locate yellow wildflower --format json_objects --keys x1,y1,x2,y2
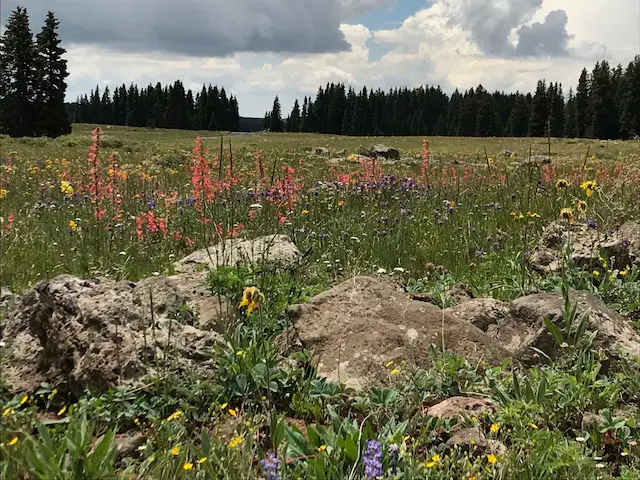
[
  {"x1": 317, "y1": 445, "x2": 327, "y2": 452},
  {"x1": 236, "y1": 350, "x2": 245, "y2": 357},
  {"x1": 559, "y1": 208, "x2": 574, "y2": 224},
  {"x1": 3, "y1": 408, "x2": 13, "y2": 417},
  {"x1": 555, "y1": 179, "x2": 569, "y2": 189},
  {"x1": 576, "y1": 200, "x2": 587, "y2": 213},
  {"x1": 8, "y1": 437, "x2": 18, "y2": 446},
  {"x1": 527, "y1": 211, "x2": 541, "y2": 218},
  {"x1": 20, "y1": 395, "x2": 28, "y2": 405},
  {"x1": 432, "y1": 454, "x2": 441, "y2": 463},
  {"x1": 228, "y1": 435, "x2": 243, "y2": 448},
  {"x1": 170, "y1": 445, "x2": 180, "y2": 456},
  {"x1": 490, "y1": 423, "x2": 500, "y2": 433},
  {"x1": 198, "y1": 457, "x2": 207, "y2": 464},
  {"x1": 60, "y1": 180, "x2": 74, "y2": 197},
  {"x1": 301, "y1": 209, "x2": 310, "y2": 215},
  {"x1": 620, "y1": 266, "x2": 630, "y2": 277},
  {"x1": 57, "y1": 406, "x2": 67, "y2": 416},
  {"x1": 580, "y1": 180, "x2": 597, "y2": 197},
  {"x1": 426, "y1": 461, "x2": 436, "y2": 468},
  {"x1": 183, "y1": 462, "x2": 193, "y2": 471},
  {"x1": 348, "y1": 154, "x2": 357, "y2": 162},
  {"x1": 593, "y1": 270, "x2": 601, "y2": 277},
  {"x1": 0, "y1": 188, "x2": 7, "y2": 199},
  {"x1": 487, "y1": 454, "x2": 497, "y2": 464},
  {"x1": 166, "y1": 410, "x2": 184, "y2": 422},
  {"x1": 68, "y1": 220, "x2": 80, "y2": 233},
  {"x1": 389, "y1": 368, "x2": 400, "y2": 375},
  {"x1": 239, "y1": 286, "x2": 265, "y2": 317},
  {"x1": 337, "y1": 200, "x2": 345, "y2": 207},
  {"x1": 228, "y1": 408, "x2": 238, "y2": 417},
  {"x1": 220, "y1": 403, "x2": 228, "y2": 410},
  {"x1": 530, "y1": 423, "x2": 538, "y2": 429}
]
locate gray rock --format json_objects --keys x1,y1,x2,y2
[
  {"x1": 427, "y1": 396, "x2": 499, "y2": 422},
  {"x1": 370, "y1": 144, "x2": 400, "y2": 160},
  {"x1": 311, "y1": 147, "x2": 329, "y2": 155},
  {"x1": 445, "y1": 298, "x2": 511, "y2": 331}
]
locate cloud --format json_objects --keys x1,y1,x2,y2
[
  {"x1": 515, "y1": 10, "x2": 571, "y2": 57},
  {"x1": 0, "y1": 0, "x2": 351, "y2": 56},
  {"x1": 339, "y1": 0, "x2": 396, "y2": 18},
  {"x1": 441, "y1": 0, "x2": 571, "y2": 57}
]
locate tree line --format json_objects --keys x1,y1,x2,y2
[
  {"x1": 68, "y1": 82, "x2": 241, "y2": 131},
  {"x1": 0, "y1": 7, "x2": 71, "y2": 138},
  {"x1": 266, "y1": 56, "x2": 640, "y2": 140}
]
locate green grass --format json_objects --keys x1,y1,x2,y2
[{"x1": 1, "y1": 124, "x2": 639, "y2": 479}]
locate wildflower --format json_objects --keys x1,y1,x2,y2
[
  {"x1": 68, "y1": 220, "x2": 80, "y2": 233},
  {"x1": 3, "y1": 408, "x2": 13, "y2": 417},
  {"x1": 490, "y1": 423, "x2": 500, "y2": 433},
  {"x1": 555, "y1": 179, "x2": 569, "y2": 189},
  {"x1": 228, "y1": 435, "x2": 243, "y2": 448},
  {"x1": 317, "y1": 445, "x2": 327, "y2": 452},
  {"x1": 593, "y1": 270, "x2": 601, "y2": 277},
  {"x1": 576, "y1": 200, "x2": 587, "y2": 213},
  {"x1": 170, "y1": 445, "x2": 180, "y2": 456},
  {"x1": 348, "y1": 153, "x2": 357, "y2": 162},
  {"x1": 587, "y1": 219, "x2": 597, "y2": 229},
  {"x1": 8, "y1": 437, "x2": 18, "y2": 446},
  {"x1": 527, "y1": 211, "x2": 541, "y2": 218},
  {"x1": 58, "y1": 406, "x2": 67, "y2": 416},
  {"x1": 0, "y1": 188, "x2": 7, "y2": 199},
  {"x1": 530, "y1": 423, "x2": 538, "y2": 429},
  {"x1": 166, "y1": 410, "x2": 184, "y2": 422},
  {"x1": 219, "y1": 403, "x2": 228, "y2": 410},
  {"x1": 249, "y1": 203, "x2": 263, "y2": 209},
  {"x1": 487, "y1": 454, "x2": 497, "y2": 464},
  {"x1": 239, "y1": 286, "x2": 265, "y2": 317},
  {"x1": 236, "y1": 350, "x2": 245, "y2": 357},
  {"x1": 301, "y1": 209, "x2": 310, "y2": 215},
  {"x1": 20, "y1": 395, "x2": 28, "y2": 405},
  {"x1": 198, "y1": 457, "x2": 207, "y2": 464},
  {"x1": 559, "y1": 208, "x2": 574, "y2": 224},
  {"x1": 576, "y1": 437, "x2": 586, "y2": 443},
  {"x1": 228, "y1": 408, "x2": 238, "y2": 417},
  {"x1": 620, "y1": 266, "x2": 630, "y2": 277},
  {"x1": 260, "y1": 451, "x2": 281, "y2": 480},
  {"x1": 363, "y1": 440, "x2": 383, "y2": 478},
  {"x1": 337, "y1": 200, "x2": 345, "y2": 207},
  {"x1": 60, "y1": 180, "x2": 74, "y2": 197},
  {"x1": 183, "y1": 462, "x2": 193, "y2": 471},
  {"x1": 432, "y1": 454, "x2": 441, "y2": 463},
  {"x1": 580, "y1": 180, "x2": 597, "y2": 197},
  {"x1": 390, "y1": 368, "x2": 400, "y2": 375}
]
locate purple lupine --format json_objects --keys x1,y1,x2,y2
[
  {"x1": 363, "y1": 440, "x2": 383, "y2": 479},
  {"x1": 147, "y1": 200, "x2": 155, "y2": 209},
  {"x1": 260, "y1": 452, "x2": 280, "y2": 480},
  {"x1": 587, "y1": 219, "x2": 597, "y2": 229}
]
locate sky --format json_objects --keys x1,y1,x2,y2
[{"x1": 1, "y1": 0, "x2": 639, "y2": 117}]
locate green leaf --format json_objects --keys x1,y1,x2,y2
[
  {"x1": 543, "y1": 317, "x2": 564, "y2": 345},
  {"x1": 345, "y1": 437, "x2": 358, "y2": 462}
]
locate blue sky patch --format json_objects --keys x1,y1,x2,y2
[{"x1": 351, "y1": 0, "x2": 431, "y2": 30}]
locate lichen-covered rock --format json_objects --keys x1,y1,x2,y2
[{"x1": 427, "y1": 396, "x2": 499, "y2": 422}]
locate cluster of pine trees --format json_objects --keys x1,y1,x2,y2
[
  {"x1": 68, "y1": 82, "x2": 241, "y2": 131},
  {"x1": 0, "y1": 8, "x2": 71, "y2": 138},
  {"x1": 268, "y1": 56, "x2": 640, "y2": 140}
]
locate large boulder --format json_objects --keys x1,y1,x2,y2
[
  {"x1": 288, "y1": 277, "x2": 512, "y2": 390},
  {"x1": 369, "y1": 144, "x2": 400, "y2": 160},
  {"x1": 0, "y1": 274, "x2": 225, "y2": 396},
  {"x1": 487, "y1": 291, "x2": 640, "y2": 365},
  {"x1": 530, "y1": 220, "x2": 639, "y2": 274},
  {"x1": 445, "y1": 298, "x2": 511, "y2": 332},
  {"x1": 427, "y1": 396, "x2": 498, "y2": 422},
  {"x1": 174, "y1": 234, "x2": 301, "y2": 275}
]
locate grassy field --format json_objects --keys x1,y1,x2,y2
[{"x1": 1, "y1": 124, "x2": 640, "y2": 479}]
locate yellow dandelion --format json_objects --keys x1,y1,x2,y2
[
  {"x1": 220, "y1": 402, "x2": 228, "y2": 410},
  {"x1": 555, "y1": 179, "x2": 569, "y2": 189},
  {"x1": 228, "y1": 435, "x2": 243, "y2": 448},
  {"x1": 170, "y1": 445, "x2": 180, "y2": 456},
  {"x1": 348, "y1": 154, "x2": 357, "y2": 162},
  {"x1": 490, "y1": 423, "x2": 500, "y2": 433},
  {"x1": 183, "y1": 462, "x2": 193, "y2": 471},
  {"x1": 198, "y1": 457, "x2": 208, "y2": 464},
  {"x1": 301, "y1": 209, "x2": 310, "y2": 215},
  {"x1": 239, "y1": 286, "x2": 265, "y2": 317},
  {"x1": 60, "y1": 180, "x2": 74, "y2": 197},
  {"x1": 426, "y1": 461, "x2": 436, "y2": 468},
  {"x1": 0, "y1": 188, "x2": 7, "y2": 199},
  {"x1": 487, "y1": 454, "x2": 497, "y2": 464},
  {"x1": 166, "y1": 410, "x2": 184, "y2": 422},
  {"x1": 432, "y1": 454, "x2": 441, "y2": 463},
  {"x1": 8, "y1": 437, "x2": 18, "y2": 446},
  {"x1": 228, "y1": 408, "x2": 238, "y2": 417},
  {"x1": 580, "y1": 180, "x2": 597, "y2": 197}
]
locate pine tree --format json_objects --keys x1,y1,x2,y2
[
  {"x1": 548, "y1": 83, "x2": 565, "y2": 138},
  {"x1": 287, "y1": 99, "x2": 301, "y2": 132},
  {"x1": 475, "y1": 91, "x2": 503, "y2": 137},
  {"x1": 575, "y1": 68, "x2": 590, "y2": 137},
  {"x1": 588, "y1": 61, "x2": 617, "y2": 139},
  {"x1": 506, "y1": 93, "x2": 529, "y2": 136},
  {"x1": 620, "y1": 56, "x2": 640, "y2": 137},
  {"x1": 34, "y1": 11, "x2": 71, "y2": 137},
  {"x1": 564, "y1": 88, "x2": 578, "y2": 138},
  {"x1": 269, "y1": 96, "x2": 283, "y2": 132},
  {"x1": 300, "y1": 97, "x2": 308, "y2": 132},
  {"x1": 0, "y1": 7, "x2": 38, "y2": 137},
  {"x1": 528, "y1": 80, "x2": 548, "y2": 137}
]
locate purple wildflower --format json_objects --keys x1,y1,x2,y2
[
  {"x1": 147, "y1": 200, "x2": 155, "y2": 209},
  {"x1": 363, "y1": 440, "x2": 383, "y2": 479},
  {"x1": 186, "y1": 197, "x2": 196, "y2": 207},
  {"x1": 586, "y1": 219, "x2": 597, "y2": 229},
  {"x1": 260, "y1": 452, "x2": 280, "y2": 480}
]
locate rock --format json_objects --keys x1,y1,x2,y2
[
  {"x1": 369, "y1": 144, "x2": 400, "y2": 160},
  {"x1": 1, "y1": 287, "x2": 19, "y2": 315},
  {"x1": 337, "y1": 149, "x2": 346, "y2": 155},
  {"x1": 488, "y1": 291, "x2": 640, "y2": 365},
  {"x1": 0, "y1": 274, "x2": 224, "y2": 396},
  {"x1": 311, "y1": 147, "x2": 329, "y2": 155},
  {"x1": 174, "y1": 234, "x2": 301, "y2": 275},
  {"x1": 90, "y1": 432, "x2": 146, "y2": 462},
  {"x1": 328, "y1": 157, "x2": 344, "y2": 165},
  {"x1": 288, "y1": 277, "x2": 512, "y2": 390},
  {"x1": 445, "y1": 298, "x2": 511, "y2": 332},
  {"x1": 520, "y1": 155, "x2": 551, "y2": 167},
  {"x1": 446, "y1": 427, "x2": 506, "y2": 456},
  {"x1": 529, "y1": 220, "x2": 639, "y2": 274},
  {"x1": 500, "y1": 150, "x2": 513, "y2": 157},
  {"x1": 427, "y1": 396, "x2": 498, "y2": 422}
]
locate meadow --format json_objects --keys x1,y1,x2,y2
[{"x1": 1, "y1": 124, "x2": 640, "y2": 479}]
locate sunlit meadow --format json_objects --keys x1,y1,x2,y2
[{"x1": 1, "y1": 125, "x2": 640, "y2": 479}]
